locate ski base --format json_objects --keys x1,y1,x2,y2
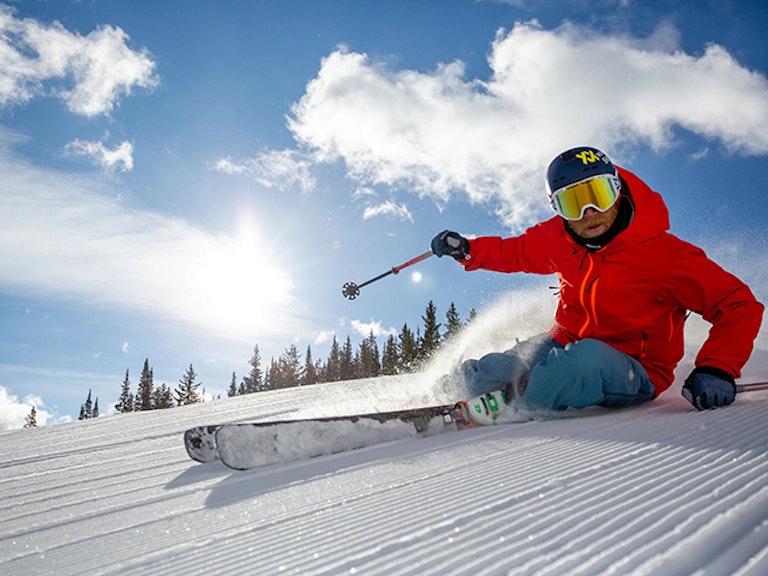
[
  {"x1": 182, "y1": 394, "x2": 526, "y2": 469},
  {"x1": 183, "y1": 395, "x2": 532, "y2": 470},
  {"x1": 212, "y1": 403, "x2": 469, "y2": 470}
]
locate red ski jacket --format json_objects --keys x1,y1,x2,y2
[{"x1": 462, "y1": 167, "x2": 764, "y2": 395}]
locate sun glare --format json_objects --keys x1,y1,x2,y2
[{"x1": 182, "y1": 216, "x2": 294, "y2": 341}]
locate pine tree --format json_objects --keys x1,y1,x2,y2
[
  {"x1": 444, "y1": 302, "x2": 463, "y2": 342},
  {"x1": 369, "y1": 332, "x2": 381, "y2": 376},
  {"x1": 136, "y1": 359, "x2": 154, "y2": 411},
  {"x1": 262, "y1": 360, "x2": 275, "y2": 391},
  {"x1": 358, "y1": 330, "x2": 381, "y2": 378},
  {"x1": 227, "y1": 372, "x2": 238, "y2": 397},
  {"x1": 24, "y1": 406, "x2": 37, "y2": 428},
  {"x1": 271, "y1": 358, "x2": 287, "y2": 390},
  {"x1": 242, "y1": 344, "x2": 263, "y2": 393},
  {"x1": 175, "y1": 364, "x2": 203, "y2": 406},
  {"x1": 271, "y1": 344, "x2": 301, "y2": 389},
  {"x1": 314, "y1": 358, "x2": 326, "y2": 383},
  {"x1": 340, "y1": 336, "x2": 354, "y2": 381},
  {"x1": 116, "y1": 369, "x2": 134, "y2": 413},
  {"x1": 84, "y1": 389, "x2": 93, "y2": 417},
  {"x1": 302, "y1": 346, "x2": 318, "y2": 385},
  {"x1": 79, "y1": 389, "x2": 94, "y2": 420},
  {"x1": 153, "y1": 383, "x2": 174, "y2": 409},
  {"x1": 419, "y1": 300, "x2": 441, "y2": 363},
  {"x1": 398, "y1": 323, "x2": 418, "y2": 372},
  {"x1": 354, "y1": 340, "x2": 366, "y2": 379},
  {"x1": 92, "y1": 397, "x2": 100, "y2": 418},
  {"x1": 352, "y1": 349, "x2": 363, "y2": 379},
  {"x1": 381, "y1": 334, "x2": 399, "y2": 375},
  {"x1": 325, "y1": 336, "x2": 341, "y2": 382}
]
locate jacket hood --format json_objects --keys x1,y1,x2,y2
[{"x1": 609, "y1": 166, "x2": 670, "y2": 249}]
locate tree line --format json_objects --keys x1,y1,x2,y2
[
  {"x1": 108, "y1": 360, "x2": 204, "y2": 414},
  {"x1": 229, "y1": 300, "x2": 475, "y2": 395},
  {"x1": 69, "y1": 299, "x2": 474, "y2": 418}
]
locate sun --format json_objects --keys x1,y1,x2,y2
[{"x1": 177, "y1": 215, "x2": 295, "y2": 341}]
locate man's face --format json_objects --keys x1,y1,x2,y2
[{"x1": 567, "y1": 201, "x2": 620, "y2": 239}]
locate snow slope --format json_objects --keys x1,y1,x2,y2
[{"x1": 2, "y1": 370, "x2": 767, "y2": 576}]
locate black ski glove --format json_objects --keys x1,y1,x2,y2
[
  {"x1": 682, "y1": 366, "x2": 736, "y2": 410},
  {"x1": 431, "y1": 230, "x2": 470, "y2": 261}
]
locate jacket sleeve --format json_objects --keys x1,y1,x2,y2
[
  {"x1": 663, "y1": 239, "x2": 764, "y2": 378},
  {"x1": 462, "y1": 221, "x2": 558, "y2": 275}
]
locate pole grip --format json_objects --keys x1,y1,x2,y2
[{"x1": 392, "y1": 250, "x2": 434, "y2": 274}]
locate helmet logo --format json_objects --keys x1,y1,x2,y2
[{"x1": 575, "y1": 150, "x2": 601, "y2": 165}]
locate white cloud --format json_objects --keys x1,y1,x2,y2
[
  {"x1": 350, "y1": 319, "x2": 397, "y2": 339},
  {"x1": 212, "y1": 148, "x2": 315, "y2": 193},
  {"x1": 63, "y1": 138, "x2": 134, "y2": 172},
  {"x1": 353, "y1": 186, "x2": 377, "y2": 199},
  {"x1": 689, "y1": 147, "x2": 709, "y2": 162},
  {"x1": 0, "y1": 385, "x2": 50, "y2": 430},
  {"x1": 314, "y1": 330, "x2": 335, "y2": 345},
  {"x1": 362, "y1": 200, "x2": 413, "y2": 223},
  {"x1": 0, "y1": 131, "x2": 300, "y2": 343},
  {"x1": 288, "y1": 21, "x2": 768, "y2": 230},
  {"x1": 0, "y1": 5, "x2": 158, "y2": 116}
]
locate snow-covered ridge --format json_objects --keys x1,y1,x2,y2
[{"x1": 1, "y1": 372, "x2": 767, "y2": 575}]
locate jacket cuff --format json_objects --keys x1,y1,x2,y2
[
  {"x1": 688, "y1": 366, "x2": 735, "y2": 386},
  {"x1": 461, "y1": 239, "x2": 479, "y2": 269}
]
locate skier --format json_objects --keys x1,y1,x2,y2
[{"x1": 432, "y1": 146, "x2": 763, "y2": 415}]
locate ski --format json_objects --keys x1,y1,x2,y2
[
  {"x1": 214, "y1": 403, "x2": 471, "y2": 471},
  {"x1": 183, "y1": 391, "x2": 513, "y2": 469},
  {"x1": 183, "y1": 405, "x2": 462, "y2": 465}
]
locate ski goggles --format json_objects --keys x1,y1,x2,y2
[{"x1": 550, "y1": 174, "x2": 621, "y2": 220}]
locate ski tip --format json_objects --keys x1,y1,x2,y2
[{"x1": 184, "y1": 426, "x2": 220, "y2": 464}]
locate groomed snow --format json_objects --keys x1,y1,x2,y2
[{"x1": 2, "y1": 369, "x2": 767, "y2": 576}]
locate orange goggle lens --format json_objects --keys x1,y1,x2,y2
[{"x1": 551, "y1": 175, "x2": 621, "y2": 220}]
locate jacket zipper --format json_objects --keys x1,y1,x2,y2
[{"x1": 577, "y1": 252, "x2": 600, "y2": 338}]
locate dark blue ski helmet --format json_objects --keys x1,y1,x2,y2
[{"x1": 546, "y1": 146, "x2": 620, "y2": 199}]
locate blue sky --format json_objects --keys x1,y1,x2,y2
[{"x1": 2, "y1": 0, "x2": 768, "y2": 428}]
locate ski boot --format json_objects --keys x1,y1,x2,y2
[
  {"x1": 443, "y1": 390, "x2": 509, "y2": 429},
  {"x1": 465, "y1": 390, "x2": 509, "y2": 426}
]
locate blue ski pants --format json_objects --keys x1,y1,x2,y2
[{"x1": 449, "y1": 333, "x2": 655, "y2": 411}]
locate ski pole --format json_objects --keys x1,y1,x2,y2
[
  {"x1": 342, "y1": 250, "x2": 434, "y2": 300},
  {"x1": 736, "y1": 381, "x2": 768, "y2": 393}
]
